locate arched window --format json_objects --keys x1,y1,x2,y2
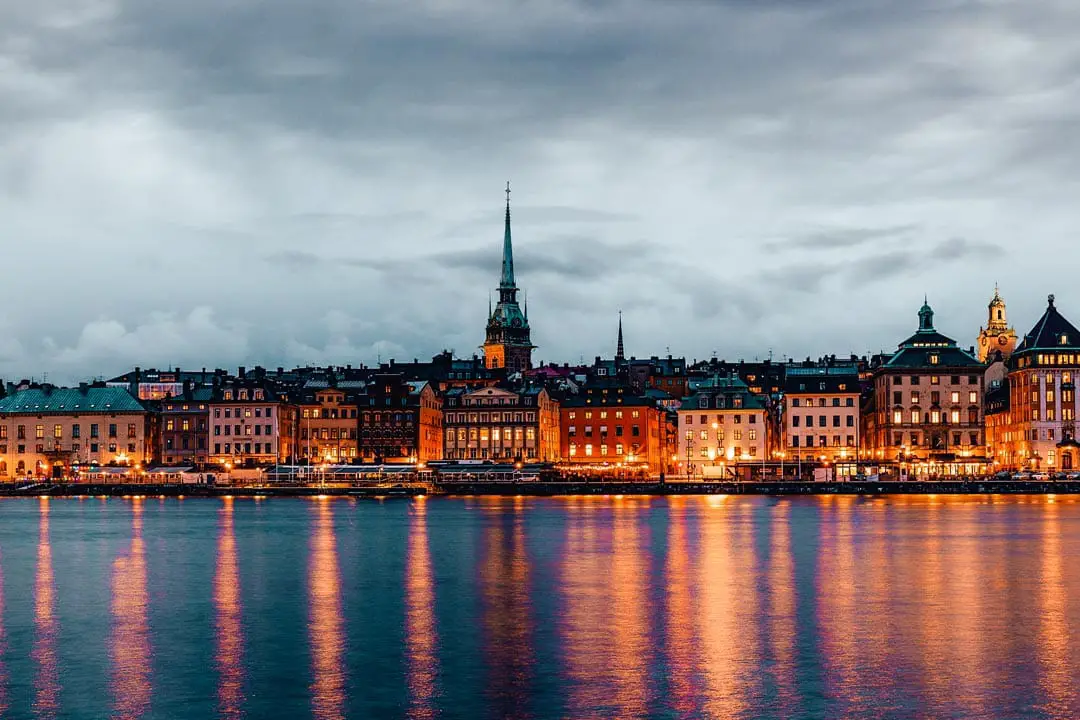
[{"x1": 997, "y1": 310, "x2": 1002, "y2": 320}]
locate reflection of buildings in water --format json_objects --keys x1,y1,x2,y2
[
  {"x1": 560, "y1": 499, "x2": 612, "y2": 715},
  {"x1": 33, "y1": 498, "x2": 60, "y2": 717},
  {"x1": 0, "y1": 548, "x2": 7, "y2": 716},
  {"x1": 816, "y1": 498, "x2": 868, "y2": 715},
  {"x1": 610, "y1": 499, "x2": 650, "y2": 717},
  {"x1": 214, "y1": 497, "x2": 245, "y2": 718},
  {"x1": 110, "y1": 500, "x2": 152, "y2": 720},
  {"x1": 1036, "y1": 501, "x2": 1078, "y2": 714},
  {"x1": 309, "y1": 500, "x2": 346, "y2": 719},
  {"x1": 664, "y1": 498, "x2": 700, "y2": 715},
  {"x1": 405, "y1": 499, "x2": 440, "y2": 718},
  {"x1": 767, "y1": 502, "x2": 796, "y2": 711},
  {"x1": 478, "y1": 498, "x2": 533, "y2": 714},
  {"x1": 699, "y1": 497, "x2": 755, "y2": 718}
]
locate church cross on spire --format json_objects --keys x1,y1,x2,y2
[{"x1": 500, "y1": 181, "x2": 516, "y2": 290}]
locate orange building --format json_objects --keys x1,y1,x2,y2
[
  {"x1": 298, "y1": 388, "x2": 359, "y2": 463},
  {"x1": 559, "y1": 384, "x2": 672, "y2": 475}
]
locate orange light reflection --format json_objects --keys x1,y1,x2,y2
[
  {"x1": 405, "y1": 500, "x2": 439, "y2": 718},
  {"x1": 214, "y1": 497, "x2": 245, "y2": 718},
  {"x1": 309, "y1": 500, "x2": 346, "y2": 719},
  {"x1": 109, "y1": 499, "x2": 152, "y2": 719},
  {"x1": 33, "y1": 497, "x2": 60, "y2": 716}
]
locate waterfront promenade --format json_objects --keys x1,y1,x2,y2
[{"x1": 6, "y1": 479, "x2": 1080, "y2": 497}]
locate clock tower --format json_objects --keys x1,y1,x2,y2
[{"x1": 976, "y1": 285, "x2": 1017, "y2": 362}]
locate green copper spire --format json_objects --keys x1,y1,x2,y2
[{"x1": 500, "y1": 181, "x2": 516, "y2": 289}]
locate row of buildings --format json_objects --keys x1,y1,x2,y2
[{"x1": 1, "y1": 190, "x2": 1077, "y2": 479}]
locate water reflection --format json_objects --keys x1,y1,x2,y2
[
  {"x1": 767, "y1": 502, "x2": 796, "y2": 711},
  {"x1": 1037, "y1": 501, "x2": 1077, "y2": 715},
  {"x1": 33, "y1": 497, "x2": 60, "y2": 717},
  {"x1": 308, "y1": 500, "x2": 345, "y2": 719},
  {"x1": 214, "y1": 497, "x2": 245, "y2": 718},
  {"x1": 405, "y1": 499, "x2": 439, "y2": 718},
  {"x1": 0, "y1": 547, "x2": 7, "y2": 716},
  {"x1": 610, "y1": 499, "x2": 650, "y2": 716},
  {"x1": 699, "y1": 497, "x2": 755, "y2": 717},
  {"x1": 109, "y1": 499, "x2": 152, "y2": 719},
  {"x1": 664, "y1": 498, "x2": 700, "y2": 716},
  {"x1": 478, "y1": 497, "x2": 533, "y2": 715}
]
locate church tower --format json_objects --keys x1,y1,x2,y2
[
  {"x1": 976, "y1": 285, "x2": 1017, "y2": 362},
  {"x1": 483, "y1": 184, "x2": 535, "y2": 373}
]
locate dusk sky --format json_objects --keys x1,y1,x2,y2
[{"x1": 3, "y1": 0, "x2": 1079, "y2": 383}]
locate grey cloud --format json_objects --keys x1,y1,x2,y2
[{"x1": 3, "y1": 0, "x2": 1080, "y2": 380}]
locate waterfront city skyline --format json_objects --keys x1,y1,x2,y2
[{"x1": 4, "y1": 1, "x2": 1080, "y2": 382}]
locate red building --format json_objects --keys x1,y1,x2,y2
[{"x1": 558, "y1": 383, "x2": 673, "y2": 476}]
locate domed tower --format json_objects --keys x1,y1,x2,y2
[
  {"x1": 483, "y1": 183, "x2": 535, "y2": 373},
  {"x1": 977, "y1": 284, "x2": 1017, "y2": 362}
]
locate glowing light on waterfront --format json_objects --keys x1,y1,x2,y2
[
  {"x1": 33, "y1": 497, "x2": 60, "y2": 716},
  {"x1": 214, "y1": 497, "x2": 245, "y2": 718},
  {"x1": 610, "y1": 499, "x2": 649, "y2": 716},
  {"x1": 109, "y1": 499, "x2": 151, "y2": 719},
  {"x1": 405, "y1": 500, "x2": 439, "y2": 717},
  {"x1": 308, "y1": 500, "x2": 345, "y2": 718}
]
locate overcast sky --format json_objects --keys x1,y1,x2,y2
[{"x1": 3, "y1": 0, "x2": 1079, "y2": 383}]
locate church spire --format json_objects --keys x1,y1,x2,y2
[
  {"x1": 500, "y1": 181, "x2": 516, "y2": 289},
  {"x1": 616, "y1": 311, "x2": 625, "y2": 362}
]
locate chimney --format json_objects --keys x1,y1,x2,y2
[
  {"x1": 238, "y1": 366, "x2": 246, "y2": 379},
  {"x1": 79, "y1": 382, "x2": 89, "y2": 395},
  {"x1": 130, "y1": 366, "x2": 141, "y2": 397}
]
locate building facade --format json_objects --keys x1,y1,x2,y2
[
  {"x1": 298, "y1": 388, "x2": 359, "y2": 463},
  {"x1": 357, "y1": 376, "x2": 443, "y2": 463},
  {"x1": 991, "y1": 295, "x2": 1080, "y2": 471},
  {"x1": 559, "y1": 383, "x2": 672, "y2": 474},
  {"x1": 443, "y1": 385, "x2": 559, "y2": 462},
  {"x1": 865, "y1": 300, "x2": 987, "y2": 475},
  {"x1": 976, "y1": 286, "x2": 1018, "y2": 362},
  {"x1": 677, "y1": 375, "x2": 768, "y2": 478},
  {"x1": 0, "y1": 385, "x2": 151, "y2": 479},
  {"x1": 483, "y1": 187, "x2": 535, "y2": 373},
  {"x1": 782, "y1": 364, "x2": 861, "y2": 466},
  {"x1": 208, "y1": 378, "x2": 298, "y2": 467},
  {"x1": 160, "y1": 387, "x2": 212, "y2": 466}
]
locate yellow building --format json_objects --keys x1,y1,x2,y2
[{"x1": 0, "y1": 385, "x2": 152, "y2": 479}]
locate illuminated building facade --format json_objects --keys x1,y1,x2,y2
[
  {"x1": 442, "y1": 385, "x2": 559, "y2": 462},
  {"x1": 990, "y1": 294, "x2": 1080, "y2": 471},
  {"x1": 160, "y1": 387, "x2": 211, "y2": 466},
  {"x1": 208, "y1": 376, "x2": 298, "y2": 467},
  {"x1": 357, "y1": 376, "x2": 443, "y2": 463},
  {"x1": 677, "y1": 374, "x2": 768, "y2": 478},
  {"x1": 866, "y1": 300, "x2": 987, "y2": 474},
  {"x1": 782, "y1": 364, "x2": 861, "y2": 466},
  {"x1": 559, "y1": 383, "x2": 672, "y2": 473},
  {"x1": 299, "y1": 388, "x2": 359, "y2": 463},
  {"x1": 0, "y1": 385, "x2": 152, "y2": 479}
]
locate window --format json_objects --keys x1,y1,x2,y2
[
  {"x1": 748, "y1": 430, "x2": 757, "y2": 441},
  {"x1": 109, "y1": 424, "x2": 117, "y2": 438},
  {"x1": 911, "y1": 376, "x2": 920, "y2": 385},
  {"x1": 911, "y1": 392, "x2": 920, "y2": 404},
  {"x1": 793, "y1": 416, "x2": 801, "y2": 427},
  {"x1": 951, "y1": 410, "x2": 960, "y2": 424},
  {"x1": 128, "y1": 423, "x2": 136, "y2": 438},
  {"x1": 685, "y1": 430, "x2": 693, "y2": 440},
  {"x1": 893, "y1": 410, "x2": 903, "y2": 424},
  {"x1": 585, "y1": 444, "x2": 593, "y2": 456},
  {"x1": 53, "y1": 425, "x2": 62, "y2": 439},
  {"x1": 699, "y1": 430, "x2": 708, "y2": 440},
  {"x1": 600, "y1": 444, "x2": 608, "y2": 456},
  {"x1": 569, "y1": 443, "x2": 577, "y2": 456},
  {"x1": 911, "y1": 410, "x2": 920, "y2": 424},
  {"x1": 832, "y1": 416, "x2": 840, "y2": 427},
  {"x1": 35, "y1": 425, "x2": 44, "y2": 439},
  {"x1": 72, "y1": 425, "x2": 80, "y2": 438},
  {"x1": 930, "y1": 354, "x2": 939, "y2": 365},
  {"x1": 792, "y1": 436, "x2": 800, "y2": 447},
  {"x1": 951, "y1": 392, "x2": 960, "y2": 403},
  {"x1": 793, "y1": 398, "x2": 800, "y2": 407}
]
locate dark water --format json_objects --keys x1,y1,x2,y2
[{"x1": 1, "y1": 495, "x2": 1080, "y2": 719}]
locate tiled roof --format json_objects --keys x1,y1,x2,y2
[
  {"x1": 0, "y1": 387, "x2": 145, "y2": 414},
  {"x1": 1015, "y1": 295, "x2": 1080, "y2": 353}
]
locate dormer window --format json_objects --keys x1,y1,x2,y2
[
  {"x1": 1062, "y1": 334, "x2": 1069, "y2": 345},
  {"x1": 223, "y1": 391, "x2": 232, "y2": 400},
  {"x1": 929, "y1": 353, "x2": 940, "y2": 365},
  {"x1": 698, "y1": 397, "x2": 708, "y2": 409}
]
